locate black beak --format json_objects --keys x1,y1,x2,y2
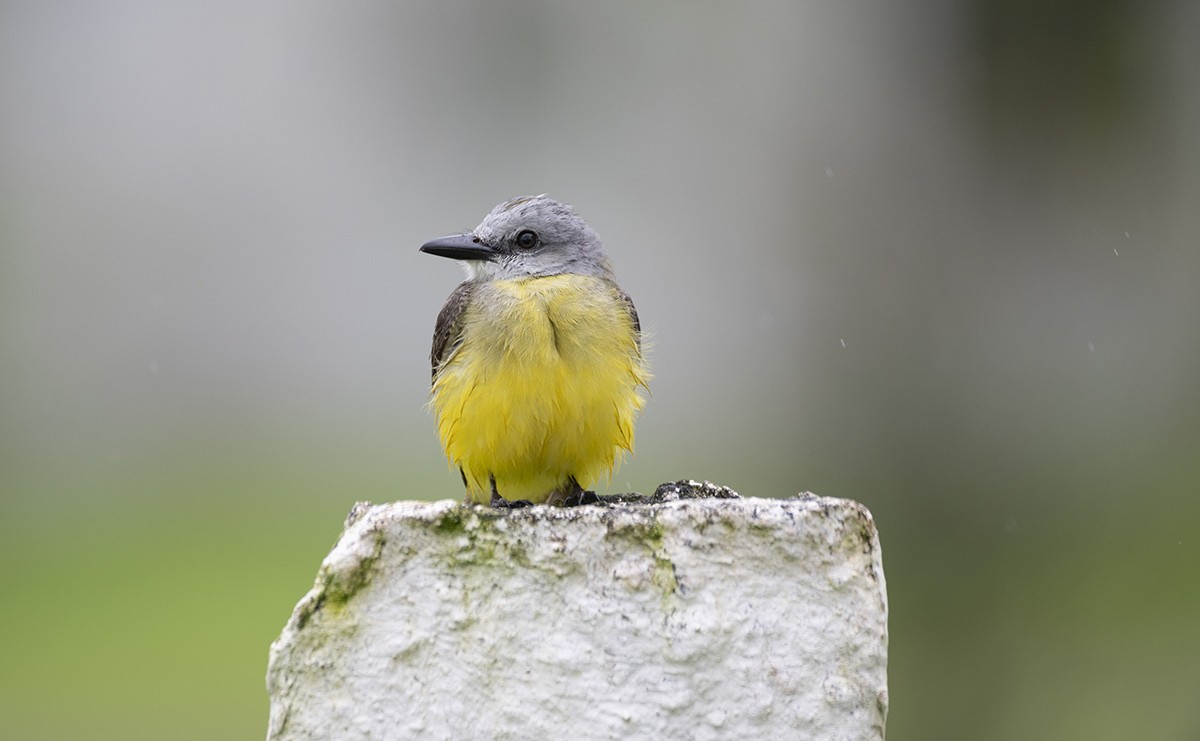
[{"x1": 419, "y1": 233, "x2": 497, "y2": 261}]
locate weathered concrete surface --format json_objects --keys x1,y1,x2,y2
[{"x1": 266, "y1": 487, "x2": 888, "y2": 740}]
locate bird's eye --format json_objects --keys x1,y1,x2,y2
[{"x1": 515, "y1": 229, "x2": 539, "y2": 249}]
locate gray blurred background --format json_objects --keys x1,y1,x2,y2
[{"x1": 2, "y1": 2, "x2": 1198, "y2": 739}]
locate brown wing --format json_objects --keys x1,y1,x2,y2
[
  {"x1": 616, "y1": 286, "x2": 642, "y2": 353},
  {"x1": 430, "y1": 282, "x2": 477, "y2": 381}
]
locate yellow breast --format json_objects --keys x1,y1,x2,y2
[{"x1": 430, "y1": 274, "x2": 648, "y2": 504}]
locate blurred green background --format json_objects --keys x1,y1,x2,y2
[{"x1": 2, "y1": 2, "x2": 1197, "y2": 739}]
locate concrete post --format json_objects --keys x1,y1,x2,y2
[{"x1": 266, "y1": 483, "x2": 888, "y2": 740}]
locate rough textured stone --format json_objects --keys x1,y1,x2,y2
[{"x1": 266, "y1": 487, "x2": 888, "y2": 740}]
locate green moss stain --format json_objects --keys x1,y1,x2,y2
[
  {"x1": 322, "y1": 554, "x2": 377, "y2": 609},
  {"x1": 613, "y1": 519, "x2": 681, "y2": 610},
  {"x1": 650, "y1": 553, "x2": 680, "y2": 610},
  {"x1": 432, "y1": 507, "x2": 470, "y2": 537},
  {"x1": 423, "y1": 508, "x2": 547, "y2": 587},
  {"x1": 297, "y1": 527, "x2": 386, "y2": 628}
]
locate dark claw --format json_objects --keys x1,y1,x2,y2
[
  {"x1": 558, "y1": 476, "x2": 598, "y2": 508},
  {"x1": 490, "y1": 486, "x2": 533, "y2": 510},
  {"x1": 562, "y1": 488, "x2": 599, "y2": 507}
]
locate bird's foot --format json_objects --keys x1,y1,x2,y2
[
  {"x1": 490, "y1": 490, "x2": 534, "y2": 509},
  {"x1": 562, "y1": 489, "x2": 599, "y2": 507},
  {"x1": 558, "y1": 477, "x2": 599, "y2": 507},
  {"x1": 489, "y1": 476, "x2": 533, "y2": 509}
]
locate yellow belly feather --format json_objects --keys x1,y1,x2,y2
[{"x1": 430, "y1": 274, "x2": 648, "y2": 503}]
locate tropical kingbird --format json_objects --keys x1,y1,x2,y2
[{"x1": 420, "y1": 196, "x2": 649, "y2": 508}]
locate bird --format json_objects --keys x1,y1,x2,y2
[{"x1": 420, "y1": 195, "x2": 649, "y2": 508}]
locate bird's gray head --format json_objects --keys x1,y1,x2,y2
[{"x1": 420, "y1": 195, "x2": 613, "y2": 281}]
